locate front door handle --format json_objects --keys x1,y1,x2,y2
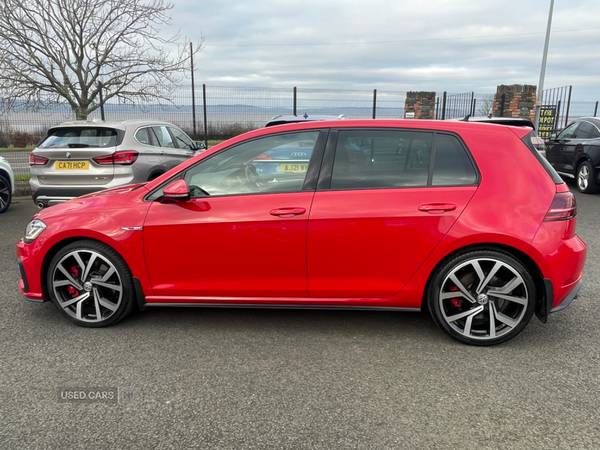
[
  {"x1": 418, "y1": 203, "x2": 457, "y2": 213},
  {"x1": 270, "y1": 207, "x2": 307, "y2": 217}
]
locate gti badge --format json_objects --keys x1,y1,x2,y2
[{"x1": 65, "y1": 152, "x2": 71, "y2": 158}]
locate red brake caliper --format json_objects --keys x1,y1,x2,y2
[
  {"x1": 449, "y1": 285, "x2": 463, "y2": 308},
  {"x1": 67, "y1": 265, "x2": 81, "y2": 298}
]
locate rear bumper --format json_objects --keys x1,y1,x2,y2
[
  {"x1": 550, "y1": 278, "x2": 582, "y2": 313},
  {"x1": 31, "y1": 187, "x2": 105, "y2": 207}
]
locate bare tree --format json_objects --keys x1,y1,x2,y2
[
  {"x1": 477, "y1": 95, "x2": 495, "y2": 117},
  {"x1": 0, "y1": 0, "x2": 202, "y2": 120}
]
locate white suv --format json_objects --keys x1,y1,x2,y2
[
  {"x1": 29, "y1": 119, "x2": 202, "y2": 208},
  {"x1": 0, "y1": 156, "x2": 15, "y2": 213}
]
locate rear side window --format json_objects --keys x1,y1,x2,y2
[
  {"x1": 330, "y1": 130, "x2": 477, "y2": 190},
  {"x1": 39, "y1": 127, "x2": 119, "y2": 149},
  {"x1": 521, "y1": 131, "x2": 563, "y2": 184},
  {"x1": 432, "y1": 134, "x2": 478, "y2": 186},
  {"x1": 135, "y1": 127, "x2": 159, "y2": 146},
  {"x1": 576, "y1": 121, "x2": 600, "y2": 139}
]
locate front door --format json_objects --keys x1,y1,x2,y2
[{"x1": 143, "y1": 130, "x2": 326, "y2": 299}]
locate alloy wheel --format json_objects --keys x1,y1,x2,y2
[
  {"x1": 437, "y1": 257, "x2": 530, "y2": 342},
  {"x1": 0, "y1": 175, "x2": 10, "y2": 213},
  {"x1": 578, "y1": 164, "x2": 590, "y2": 191},
  {"x1": 51, "y1": 249, "x2": 123, "y2": 323}
]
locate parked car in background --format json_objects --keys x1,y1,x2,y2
[
  {"x1": 17, "y1": 120, "x2": 586, "y2": 346},
  {"x1": 545, "y1": 117, "x2": 600, "y2": 194},
  {"x1": 265, "y1": 114, "x2": 347, "y2": 127},
  {"x1": 452, "y1": 115, "x2": 547, "y2": 157},
  {"x1": 0, "y1": 156, "x2": 15, "y2": 213},
  {"x1": 29, "y1": 119, "x2": 201, "y2": 208}
]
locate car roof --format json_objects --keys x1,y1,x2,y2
[{"x1": 50, "y1": 119, "x2": 178, "y2": 132}]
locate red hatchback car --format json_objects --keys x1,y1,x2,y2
[{"x1": 16, "y1": 120, "x2": 586, "y2": 345}]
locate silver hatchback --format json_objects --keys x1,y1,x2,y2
[{"x1": 29, "y1": 119, "x2": 202, "y2": 208}]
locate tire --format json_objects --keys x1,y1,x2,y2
[
  {"x1": 427, "y1": 250, "x2": 536, "y2": 346},
  {"x1": 46, "y1": 240, "x2": 135, "y2": 327},
  {"x1": 576, "y1": 160, "x2": 600, "y2": 194},
  {"x1": 0, "y1": 174, "x2": 11, "y2": 214}
]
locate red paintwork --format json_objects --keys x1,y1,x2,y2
[{"x1": 16, "y1": 120, "x2": 586, "y2": 313}]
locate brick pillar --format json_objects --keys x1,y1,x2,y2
[
  {"x1": 404, "y1": 91, "x2": 436, "y2": 119},
  {"x1": 492, "y1": 85, "x2": 536, "y2": 120}
]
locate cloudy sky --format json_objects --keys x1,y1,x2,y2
[{"x1": 166, "y1": 0, "x2": 599, "y2": 102}]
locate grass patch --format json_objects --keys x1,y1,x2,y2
[
  {"x1": 0, "y1": 146, "x2": 35, "y2": 152},
  {"x1": 15, "y1": 174, "x2": 31, "y2": 182}
]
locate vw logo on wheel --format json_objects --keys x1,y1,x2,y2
[{"x1": 291, "y1": 152, "x2": 307, "y2": 158}]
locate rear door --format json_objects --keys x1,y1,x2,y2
[
  {"x1": 152, "y1": 126, "x2": 193, "y2": 170},
  {"x1": 307, "y1": 129, "x2": 478, "y2": 299}
]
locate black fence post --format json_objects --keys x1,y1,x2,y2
[
  {"x1": 471, "y1": 98, "x2": 477, "y2": 116},
  {"x1": 98, "y1": 81, "x2": 105, "y2": 120},
  {"x1": 190, "y1": 43, "x2": 197, "y2": 138},
  {"x1": 202, "y1": 84, "x2": 208, "y2": 148},
  {"x1": 565, "y1": 85, "x2": 572, "y2": 126},
  {"x1": 441, "y1": 92, "x2": 447, "y2": 120},
  {"x1": 372, "y1": 89, "x2": 377, "y2": 119},
  {"x1": 556, "y1": 100, "x2": 562, "y2": 129},
  {"x1": 293, "y1": 87, "x2": 297, "y2": 116},
  {"x1": 595, "y1": 101, "x2": 598, "y2": 117}
]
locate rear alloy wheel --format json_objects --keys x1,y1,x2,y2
[
  {"x1": 576, "y1": 161, "x2": 600, "y2": 194},
  {"x1": 428, "y1": 250, "x2": 535, "y2": 345},
  {"x1": 0, "y1": 174, "x2": 11, "y2": 213},
  {"x1": 47, "y1": 240, "x2": 135, "y2": 327}
]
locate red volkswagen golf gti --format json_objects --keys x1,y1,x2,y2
[{"x1": 16, "y1": 120, "x2": 586, "y2": 345}]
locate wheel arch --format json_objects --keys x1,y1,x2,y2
[
  {"x1": 422, "y1": 242, "x2": 547, "y2": 320},
  {"x1": 40, "y1": 236, "x2": 134, "y2": 303}
]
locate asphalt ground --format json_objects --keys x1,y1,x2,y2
[{"x1": 0, "y1": 184, "x2": 598, "y2": 450}]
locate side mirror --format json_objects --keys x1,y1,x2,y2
[
  {"x1": 195, "y1": 141, "x2": 207, "y2": 151},
  {"x1": 160, "y1": 179, "x2": 190, "y2": 203},
  {"x1": 550, "y1": 132, "x2": 557, "y2": 140}
]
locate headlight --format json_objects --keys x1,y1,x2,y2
[{"x1": 24, "y1": 219, "x2": 47, "y2": 243}]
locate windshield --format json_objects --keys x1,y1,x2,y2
[{"x1": 39, "y1": 127, "x2": 119, "y2": 149}]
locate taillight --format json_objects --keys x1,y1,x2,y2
[
  {"x1": 530, "y1": 135, "x2": 547, "y2": 158},
  {"x1": 29, "y1": 153, "x2": 49, "y2": 165},
  {"x1": 544, "y1": 191, "x2": 577, "y2": 221},
  {"x1": 251, "y1": 153, "x2": 273, "y2": 161},
  {"x1": 93, "y1": 151, "x2": 138, "y2": 166}
]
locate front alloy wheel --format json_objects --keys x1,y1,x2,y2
[
  {"x1": 428, "y1": 250, "x2": 535, "y2": 345},
  {"x1": 47, "y1": 240, "x2": 134, "y2": 327}
]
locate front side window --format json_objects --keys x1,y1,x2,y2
[
  {"x1": 39, "y1": 127, "x2": 118, "y2": 148},
  {"x1": 330, "y1": 129, "x2": 476, "y2": 190},
  {"x1": 183, "y1": 131, "x2": 320, "y2": 197},
  {"x1": 558, "y1": 122, "x2": 579, "y2": 140},
  {"x1": 169, "y1": 127, "x2": 195, "y2": 150}
]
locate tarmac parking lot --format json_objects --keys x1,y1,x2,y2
[{"x1": 0, "y1": 184, "x2": 598, "y2": 450}]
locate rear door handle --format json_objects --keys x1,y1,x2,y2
[
  {"x1": 270, "y1": 207, "x2": 307, "y2": 217},
  {"x1": 418, "y1": 203, "x2": 457, "y2": 213}
]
